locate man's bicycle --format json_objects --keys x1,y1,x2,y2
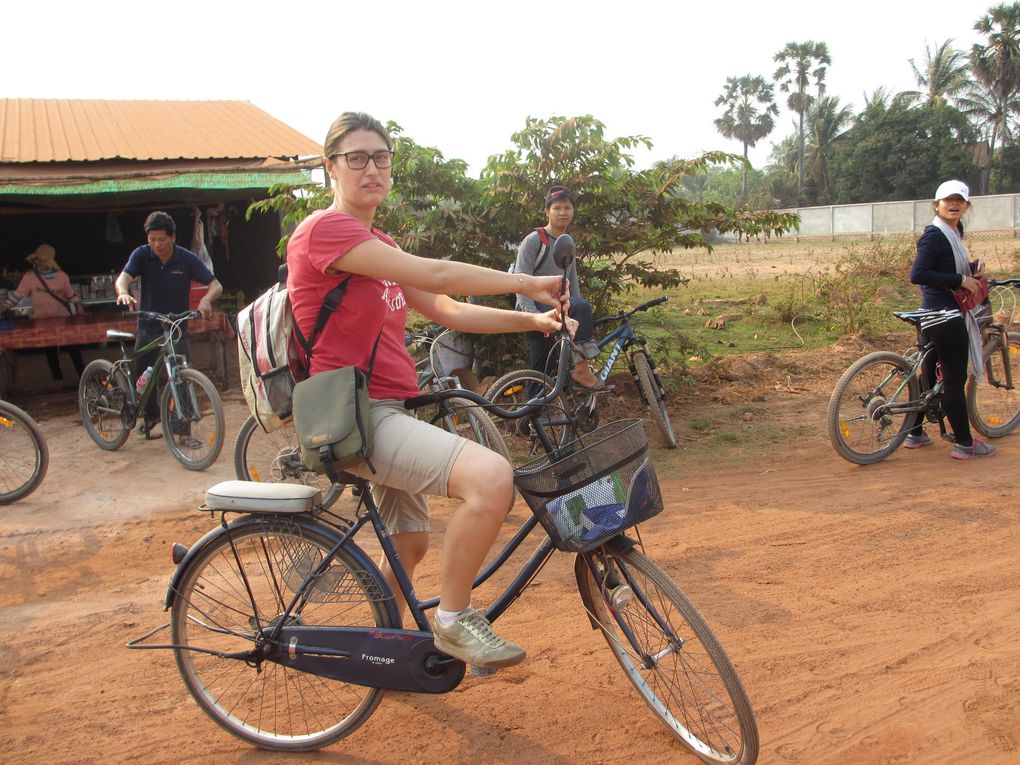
[
  {"x1": 232, "y1": 325, "x2": 509, "y2": 507},
  {"x1": 130, "y1": 236, "x2": 758, "y2": 765},
  {"x1": 827, "y1": 278, "x2": 1020, "y2": 464},
  {"x1": 78, "y1": 310, "x2": 225, "y2": 471},
  {"x1": 0, "y1": 399, "x2": 48, "y2": 504},
  {"x1": 485, "y1": 295, "x2": 679, "y2": 456}
]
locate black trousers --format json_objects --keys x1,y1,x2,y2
[
  {"x1": 526, "y1": 296, "x2": 596, "y2": 378},
  {"x1": 45, "y1": 346, "x2": 85, "y2": 381},
  {"x1": 134, "y1": 326, "x2": 189, "y2": 423},
  {"x1": 912, "y1": 316, "x2": 973, "y2": 445}
]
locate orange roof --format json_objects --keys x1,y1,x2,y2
[{"x1": 0, "y1": 99, "x2": 322, "y2": 163}]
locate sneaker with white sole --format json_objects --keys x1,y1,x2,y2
[
  {"x1": 432, "y1": 608, "x2": 526, "y2": 669},
  {"x1": 951, "y1": 439, "x2": 997, "y2": 460},
  {"x1": 903, "y1": 432, "x2": 933, "y2": 449}
]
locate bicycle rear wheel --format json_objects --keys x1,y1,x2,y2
[
  {"x1": 171, "y1": 518, "x2": 395, "y2": 751},
  {"x1": 161, "y1": 368, "x2": 224, "y2": 470},
  {"x1": 632, "y1": 351, "x2": 678, "y2": 448},
  {"x1": 826, "y1": 351, "x2": 919, "y2": 464},
  {"x1": 234, "y1": 414, "x2": 344, "y2": 509},
  {"x1": 968, "y1": 336, "x2": 1020, "y2": 438},
  {"x1": 575, "y1": 547, "x2": 758, "y2": 765},
  {"x1": 483, "y1": 369, "x2": 571, "y2": 462},
  {"x1": 428, "y1": 396, "x2": 511, "y2": 462},
  {"x1": 0, "y1": 401, "x2": 48, "y2": 504},
  {"x1": 78, "y1": 359, "x2": 132, "y2": 450}
]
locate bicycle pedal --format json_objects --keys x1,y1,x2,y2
[{"x1": 470, "y1": 665, "x2": 498, "y2": 677}]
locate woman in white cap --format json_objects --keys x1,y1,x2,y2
[
  {"x1": 906, "y1": 180, "x2": 995, "y2": 460},
  {"x1": 14, "y1": 244, "x2": 85, "y2": 382}
]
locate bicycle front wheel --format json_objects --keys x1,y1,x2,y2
[
  {"x1": 826, "y1": 351, "x2": 919, "y2": 464},
  {"x1": 78, "y1": 359, "x2": 132, "y2": 450},
  {"x1": 171, "y1": 518, "x2": 395, "y2": 751},
  {"x1": 632, "y1": 351, "x2": 678, "y2": 448},
  {"x1": 234, "y1": 414, "x2": 344, "y2": 509},
  {"x1": 0, "y1": 401, "x2": 48, "y2": 504},
  {"x1": 161, "y1": 368, "x2": 224, "y2": 470},
  {"x1": 483, "y1": 369, "x2": 571, "y2": 462},
  {"x1": 576, "y1": 547, "x2": 758, "y2": 765},
  {"x1": 968, "y1": 336, "x2": 1020, "y2": 438}
]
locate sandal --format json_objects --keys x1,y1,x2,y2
[{"x1": 572, "y1": 378, "x2": 614, "y2": 392}]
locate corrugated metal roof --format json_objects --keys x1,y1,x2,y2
[{"x1": 0, "y1": 99, "x2": 323, "y2": 163}]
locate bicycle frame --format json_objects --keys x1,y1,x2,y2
[
  {"x1": 110, "y1": 315, "x2": 194, "y2": 425},
  {"x1": 164, "y1": 327, "x2": 647, "y2": 681}
]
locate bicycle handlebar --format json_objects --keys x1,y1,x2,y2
[
  {"x1": 404, "y1": 325, "x2": 445, "y2": 346},
  {"x1": 592, "y1": 295, "x2": 669, "y2": 327},
  {"x1": 989, "y1": 278, "x2": 1020, "y2": 288},
  {"x1": 127, "y1": 310, "x2": 202, "y2": 323}
]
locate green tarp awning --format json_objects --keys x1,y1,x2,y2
[{"x1": 0, "y1": 170, "x2": 314, "y2": 197}]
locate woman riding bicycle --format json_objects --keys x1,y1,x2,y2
[
  {"x1": 286, "y1": 112, "x2": 570, "y2": 670},
  {"x1": 906, "y1": 179, "x2": 996, "y2": 460}
]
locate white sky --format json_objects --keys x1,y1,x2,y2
[{"x1": 3, "y1": 0, "x2": 993, "y2": 175}]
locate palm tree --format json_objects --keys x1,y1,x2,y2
[
  {"x1": 714, "y1": 75, "x2": 779, "y2": 195},
  {"x1": 908, "y1": 40, "x2": 970, "y2": 107},
  {"x1": 803, "y1": 96, "x2": 854, "y2": 203},
  {"x1": 957, "y1": 78, "x2": 1019, "y2": 191},
  {"x1": 970, "y1": 2, "x2": 1020, "y2": 191},
  {"x1": 773, "y1": 40, "x2": 832, "y2": 202}
]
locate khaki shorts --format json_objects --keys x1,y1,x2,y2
[{"x1": 343, "y1": 399, "x2": 466, "y2": 535}]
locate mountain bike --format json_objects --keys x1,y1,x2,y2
[
  {"x1": 232, "y1": 326, "x2": 509, "y2": 508},
  {"x1": 131, "y1": 235, "x2": 758, "y2": 765},
  {"x1": 0, "y1": 399, "x2": 48, "y2": 504},
  {"x1": 78, "y1": 310, "x2": 225, "y2": 471},
  {"x1": 485, "y1": 295, "x2": 678, "y2": 457},
  {"x1": 827, "y1": 278, "x2": 1020, "y2": 464}
]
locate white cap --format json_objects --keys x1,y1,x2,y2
[{"x1": 934, "y1": 180, "x2": 970, "y2": 202}]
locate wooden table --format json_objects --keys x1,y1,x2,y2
[{"x1": 0, "y1": 310, "x2": 234, "y2": 394}]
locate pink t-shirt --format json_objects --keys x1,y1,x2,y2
[
  {"x1": 16, "y1": 268, "x2": 75, "y2": 319},
  {"x1": 287, "y1": 209, "x2": 419, "y2": 400}
]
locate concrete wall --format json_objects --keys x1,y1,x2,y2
[{"x1": 775, "y1": 193, "x2": 1019, "y2": 240}]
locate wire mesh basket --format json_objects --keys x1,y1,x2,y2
[{"x1": 513, "y1": 419, "x2": 663, "y2": 553}]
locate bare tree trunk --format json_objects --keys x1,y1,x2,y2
[
  {"x1": 797, "y1": 109, "x2": 805, "y2": 202},
  {"x1": 742, "y1": 143, "x2": 749, "y2": 196}
]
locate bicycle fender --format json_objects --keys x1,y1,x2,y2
[{"x1": 574, "y1": 535, "x2": 640, "y2": 630}]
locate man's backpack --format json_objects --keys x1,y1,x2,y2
[
  {"x1": 508, "y1": 227, "x2": 551, "y2": 274},
  {"x1": 237, "y1": 269, "x2": 350, "y2": 432}
]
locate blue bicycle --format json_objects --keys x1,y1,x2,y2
[{"x1": 485, "y1": 295, "x2": 679, "y2": 455}]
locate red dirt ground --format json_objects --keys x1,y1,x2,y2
[{"x1": 1, "y1": 349, "x2": 1017, "y2": 765}]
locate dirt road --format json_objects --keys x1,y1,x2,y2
[{"x1": 1, "y1": 373, "x2": 1017, "y2": 765}]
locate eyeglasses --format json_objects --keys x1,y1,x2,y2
[{"x1": 328, "y1": 150, "x2": 394, "y2": 170}]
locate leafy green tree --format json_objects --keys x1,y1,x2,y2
[
  {"x1": 249, "y1": 115, "x2": 799, "y2": 367},
  {"x1": 713, "y1": 75, "x2": 779, "y2": 195},
  {"x1": 480, "y1": 115, "x2": 797, "y2": 312},
  {"x1": 760, "y1": 134, "x2": 800, "y2": 208},
  {"x1": 828, "y1": 101, "x2": 980, "y2": 203},
  {"x1": 957, "y1": 78, "x2": 1019, "y2": 191},
  {"x1": 773, "y1": 41, "x2": 832, "y2": 202},
  {"x1": 803, "y1": 96, "x2": 854, "y2": 204},
  {"x1": 907, "y1": 40, "x2": 970, "y2": 107},
  {"x1": 968, "y1": 2, "x2": 1020, "y2": 191}
]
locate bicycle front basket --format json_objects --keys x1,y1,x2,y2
[{"x1": 513, "y1": 419, "x2": 663, "y2": 553}]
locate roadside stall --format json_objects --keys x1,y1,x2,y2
[{"x1": 0, "y1": 98, "x2": 322, "y2": 397}]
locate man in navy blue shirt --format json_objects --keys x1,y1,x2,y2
[{"x1": 114, "y1": 211, "x2": 222, "y2": 437}]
